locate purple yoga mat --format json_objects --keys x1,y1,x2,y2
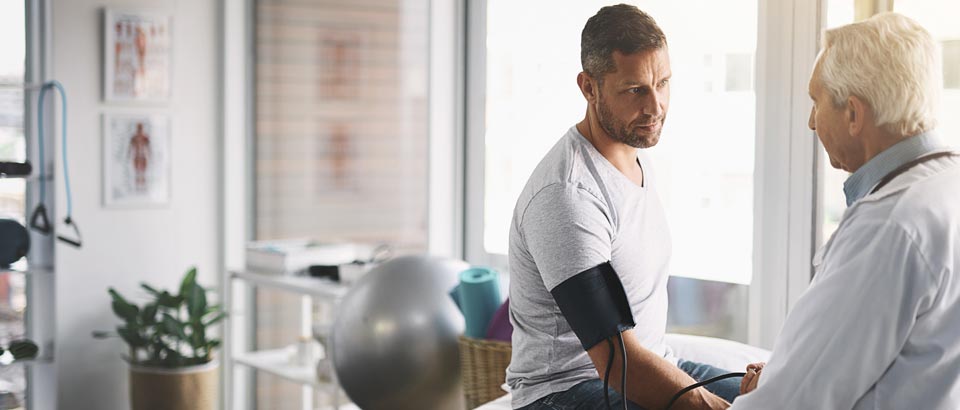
[{"x1": 485, "y1": 298, "x2": 513, "y2": 342}]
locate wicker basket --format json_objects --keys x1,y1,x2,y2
[{"x1": 459, "y1": 336, "x2": 512, "y2": 409}]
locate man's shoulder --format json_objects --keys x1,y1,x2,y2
[
  {"x1": 514, "y1": 181, "x2": 609, "y2": 228},
  {"x1": 841, "y1": 163, "x2": 960, "y2": 261},
  {"x1": 857, "y1": 160, "x2": 960, "y2": 216},
  {"x1": 515, "y1": 134, "x2": 606, "y2": 212}
]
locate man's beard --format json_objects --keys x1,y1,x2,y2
[{"x1": 596, "y1": 95, "x2": 665, "y2": 149}]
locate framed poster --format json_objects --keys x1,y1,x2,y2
[
  {"x1": 103, "y1": 113, "x2": 171, "y2": 207},
  {"x1": 103, "y1": 9, "x2": 172, "y2": 103}
]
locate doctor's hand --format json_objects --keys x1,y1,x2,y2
[{"x1": 739, "y1": 362, "x2": 765, "y2": 395}]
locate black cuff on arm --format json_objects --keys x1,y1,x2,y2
[{"x1": 550, "y1": 262, "x2": 635, "y2": 350}]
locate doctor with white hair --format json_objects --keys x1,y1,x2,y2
[{"x1": 732, "y1": 12, "x2": 960, "y2": 410}]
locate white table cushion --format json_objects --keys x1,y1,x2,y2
[{"x1": 474, "y1": 333, "x2": 770, "y2": 410}]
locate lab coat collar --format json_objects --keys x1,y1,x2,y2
[{"x1": 843, "y1": 131, "x2": 947, "y2": 206}]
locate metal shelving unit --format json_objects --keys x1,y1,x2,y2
[
  {"x1": 0, "y1": 258, "x2": 53, "y2": 408},
  {"x1": 233, "y1": 348, "x2": 330, "y2": 389},
  {"x1": 231, "y1": 271, "x2": 349, "y2": 300},
  {"x1": 226, "y1": 269, "x2": 354, "y2": 410}
]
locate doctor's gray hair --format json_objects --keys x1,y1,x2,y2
[
  {"x1": 581, "y1": 4, "x2": 666, "y2": 82},
  {"x1": 816, "y1": 12, "x2": 941, "y2": 136}
]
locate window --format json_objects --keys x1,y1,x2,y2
[
  {"x1": 255, "y1": 0, "x2": 430, "y2": 250},
  {"x1": 943, "y1": 40, "x2": 960, "y2": 89},
  {"x1": 725, "y1": 53, "x2": 753, "y2": 92},
  {"x1": 820, "y1": 0, "x2": 960, "y2": 243},
  {"x1": 894, "y1": 1, "x2": 960, "y2": 154},
  {"x1": 819, "y1": 0, "x2": 856, "y2": 242},
  {"x1": 0, "y1": 0, "x2": 30, "y2": 403},
  {"x1": 471, "y1": 0, "x2": 758, "y2": 341},
  {"x1": 253, "y1": 0, "x2": 431, "y2": 407}
]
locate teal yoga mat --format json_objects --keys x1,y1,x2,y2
[{"x1": 450, "y1": 267, "x2": 501, "y2": 338}]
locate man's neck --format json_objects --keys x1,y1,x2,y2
[
  {"x1": 849, "y1": 127, "x2": 909, "y2": 173},
  {"x1": 576, "y1": 118, "x2": 644, "y2": 186},
  {"x1": 577, "y1": 119, "x2": 639, "y2": 170}
]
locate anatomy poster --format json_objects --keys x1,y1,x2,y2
[
  {"x1": 104, "y1": 9, "x2": 171, "y2": 103},
  {"x1": 103, "y1": 113, "x2": 170, "y2": 207}
]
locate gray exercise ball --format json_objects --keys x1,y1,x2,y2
[{"x1": 330, "y1": 255, "x2": 468, "y2": 410}]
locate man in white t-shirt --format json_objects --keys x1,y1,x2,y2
[{"x1": 507, "y1": 4, "x2": 738, "y2": 410}]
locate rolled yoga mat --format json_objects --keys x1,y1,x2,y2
[
  {"x1": 485, "y1": 298, "x2": 513, "y2": 342},
  {"x1": 450, "y1": 267, "x2": 502, "y2": 339}
]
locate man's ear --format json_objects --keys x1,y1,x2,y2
[
  {"x1": 577, "y1": 72, "x2": 599, "y2": 104},
  {"x1": 846, "y1": 95, "x2": 867, "y2": 137}
]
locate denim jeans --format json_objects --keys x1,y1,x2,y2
[{"x1": 518, "y1": 359, "x2": 741, "y2": 410}]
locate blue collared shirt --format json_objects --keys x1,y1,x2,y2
[{"x1": 843, "y1": 131, "x2": 949, "y2": 206}]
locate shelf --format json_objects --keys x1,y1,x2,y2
[
  {"x1": 0, "y1": 82, "x2": 47, "y2": 91},
  {"x1": 0, "y1": 356, "x2": 53, "y2": 367},
  {"x1": 227, "y1": 270, "x2": 358, "y2": 410},
  {"x1": 0, "y1": 260, "x2": 53, "y2": 276},
  {"x1": 233, "y1": 348, "x2": 332, "y2": 389},
  {"x1": 0, "y1": 268, "x2": 53, "y2": 276},
  {"x1": 0, "y1": 171, "x2": 52, "y2": 180},
  {"x1": 231, "y1": 270, "x2": 349, "y2": 299}
]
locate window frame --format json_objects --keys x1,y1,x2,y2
[
  {"x1": 463, "y1": 0, "x2": 504, "y2": 269},
  {"x1": 749, "y1": 0, "x2": 823, "y2": 348},
  {"x1": 24, "y1": 0, "x2": 57, "y2": 407}
]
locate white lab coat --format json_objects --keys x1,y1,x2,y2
[{"x1": 731, "y1": 155, "x2": 960, "y2": 409}]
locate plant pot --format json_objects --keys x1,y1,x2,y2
[{"x1": 129, "y1": 361, "x2": 219, "y2": 410}]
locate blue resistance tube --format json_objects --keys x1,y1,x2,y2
[{"x1": 35, "y1": 81, "x2": 81, "y2": 247}]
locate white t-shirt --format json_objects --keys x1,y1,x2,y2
[{"x1": 506, "y1": 126, "x2": 675, "y2": 408}]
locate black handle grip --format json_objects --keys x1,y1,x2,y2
[
  {"x1": 30, "y1": 204, "x2": 51, "y2": 234},
  {"x1": 56, "y1": 216, "x2": 82, "y2": 248}
]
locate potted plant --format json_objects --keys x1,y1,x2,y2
[{"x1": 94, "y1": 267, "x2": 226, "y2": 410}]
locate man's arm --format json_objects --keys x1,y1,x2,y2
[
  {"x1": 588, "y1": 331, "x2": 730, "y2": 410},
  {"x1": 521, "y1": 186, "x2": 728, "y2": 409},
  {"x1": 731, "y1": 220, "x2": 938, "y2": 409}
]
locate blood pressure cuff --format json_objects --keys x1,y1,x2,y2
[{"x1": 550, "y1": 262, "x2": 635, "y2": 351}]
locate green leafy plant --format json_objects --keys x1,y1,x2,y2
[{"x1": 94, "y1": 267, "x2": 226, "y2": 368}]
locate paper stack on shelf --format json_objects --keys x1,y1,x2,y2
[{"x1": 245, "y1": 239, "x2": 367, "y2": 274}]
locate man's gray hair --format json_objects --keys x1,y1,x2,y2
[
  {"x1": 581, "y1": 4, "x2": 666, "y2": 81},
  {"x1": 817, "y1": 12, "x2": 941, "y2": 136}
]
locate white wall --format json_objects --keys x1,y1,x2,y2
[{"x1": 51, "y1": 0, "x2": 220, "y2": 408}]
